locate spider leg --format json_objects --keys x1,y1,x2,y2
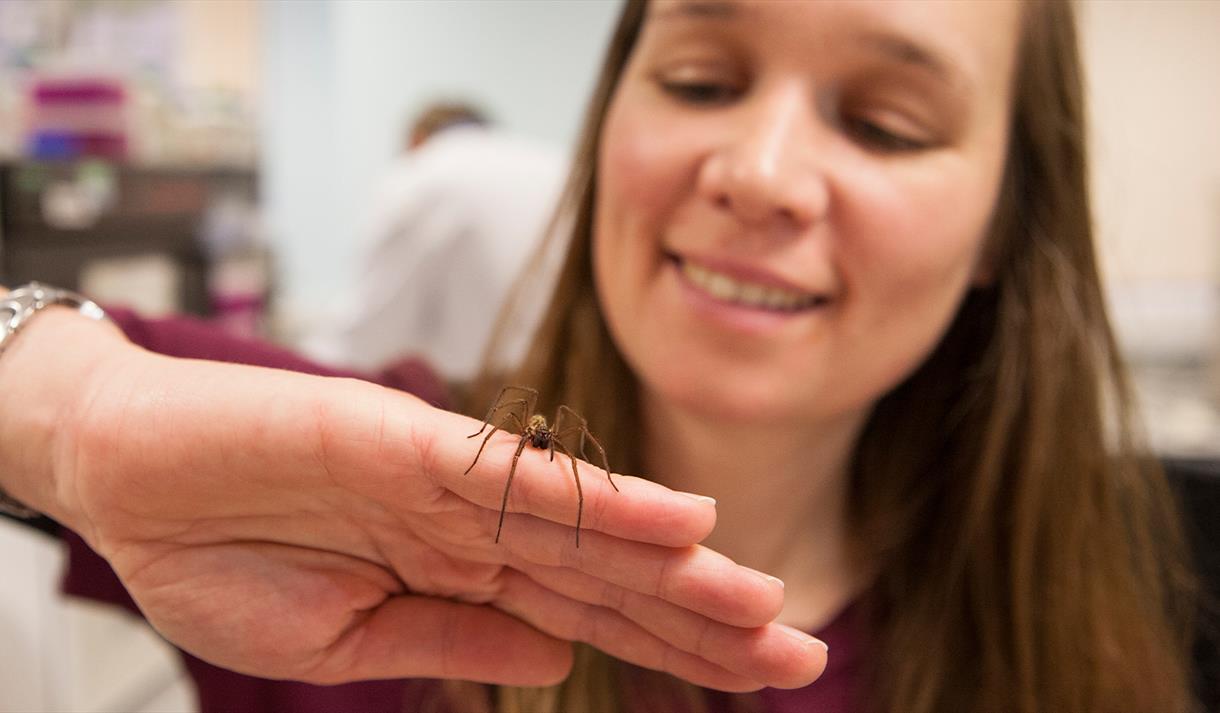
[
  {"x1": 552, "y1": 439, "x2": 584, "y2": 548},
  {"x1": 464, "y1": 410, "x2": 526, "y2": 475},
  {"x1": 580, "y1": 427, "x2": 618, "y2": 493},
  {"x1": 467, "y1": 394, "x2": 533, "y2": 438},
  {"x1": 496, "y1": 434, "x2": 531, "y2": 544},
  {"x1": 465, "y1": 424, "x2": 501, "y2": 475},
  {"x1": 557, "y1": 405, "x2": 618, "y2": 493},
  {"x1": 468, "y1": 385, "x2": 514, "y2": 437},
  {"x1": 552, "y1": 404, "x2": 585, "y2": 445}
]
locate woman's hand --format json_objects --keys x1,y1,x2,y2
[{"x1": 5, "y1": 312, "x2": 827, "y2": 691}]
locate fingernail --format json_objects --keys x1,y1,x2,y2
[
  {"x1": 677, "y1": 491, "x2": 716, "y2": 506},
  {"x1": 747, "y1": 567, "x2": 784, "y2": 589},
  {"x1": 780, "y1": 625, "x2": 828, "y2": 653}
]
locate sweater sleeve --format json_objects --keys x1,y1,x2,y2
[{"x1": 106, "y1": 306, "x2": 450, "y2": 406}]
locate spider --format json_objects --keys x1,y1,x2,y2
[{"x1": 465, "y1": 386, "x2": 618, "y2": 547}]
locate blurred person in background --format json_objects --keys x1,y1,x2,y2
[{"x1": 303, "y1": 102, "x2": 567, "y2": 384}]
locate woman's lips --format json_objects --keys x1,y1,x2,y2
[{"x1": 666, "y1": 253, "x2": 831, "y2": 313}]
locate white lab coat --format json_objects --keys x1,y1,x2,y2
[{"x1": 304, "y1": 126, "x2": 568, "y2": 382}]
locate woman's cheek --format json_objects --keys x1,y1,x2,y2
[
  {"x1": 849, "y1": 168, "x2": 992, "y2": 293},
  {"x1": 836, "y1": 178, "x2": 988, "y2": 379},
  {"x1": 607, "y1": 86, "x2": 721, "y2": 223},
  {"x1": 596, "y1": 106, "x2": 645, "y2": 284}
]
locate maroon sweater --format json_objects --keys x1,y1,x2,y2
[{"x1": 59, "y1": 309, "x2": 861, "y2": 713}]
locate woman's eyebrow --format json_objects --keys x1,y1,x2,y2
[
  {"x1": 652, "y1": 0, "x2": 742, "y2": 22},
  {"x1": 856, "y1": 31, "x2": 972, "y2": 92},
  {"x1": 650, "y1": 3, "x2": 974, "y2": 95}
]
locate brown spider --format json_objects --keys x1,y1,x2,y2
[{"x1": 465, "y1": 386, "x2": 618, "y2": 547}]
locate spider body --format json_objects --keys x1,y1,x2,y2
[
  {"x1": 465, "y1": 386, "x2": 617, "y2": 547},
  {"x1": 525, "y1": 414, "x2": 551, "y2": 449}
]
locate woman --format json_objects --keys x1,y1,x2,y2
[
  {"x1": 0, "y1": 0, "x2": 1203, "y2": 711},
  {"x1": 470, "y1": 0, "x2": 1201, "y2": 710}
]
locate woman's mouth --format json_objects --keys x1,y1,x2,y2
[{"x1": 672, "y1": 256, "x2": 830, "y2": 312}]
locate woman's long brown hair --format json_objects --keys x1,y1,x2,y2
[{"x1": 457, "y1": 1, "x2": 1200, "y2": 711}]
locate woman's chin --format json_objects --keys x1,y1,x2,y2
[{"x1": 647, "y1": 376, "x2": 810, "y2": 427}]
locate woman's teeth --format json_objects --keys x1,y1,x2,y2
[{"x1": 680, "y1": 261, "x2": 825, "y2": 311}]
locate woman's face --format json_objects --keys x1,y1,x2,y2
[{"x1": 594, "y1": 0, "x2": 1021, "y2": 426}]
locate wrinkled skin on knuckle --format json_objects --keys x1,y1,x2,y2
[
  {"x1": 390, "y1": 489, "x2": 495, "y2": 554},
  {"x1": 404, "y1": 411, "x2": 444, "y2": 492},
  {"x1": 302, "y1": 384, "x2": 444, "y2": 525},
  {"x1": 396, "y1": 542, "x2": 506, "y2": 603},
  {"x1": 357, "y1": 493, "x2": 507, "y2": 605},
  {"x1": 599, "y1": 577, "x2": 629, "y2": 613},
  {"x1": 305, "y1": 383, "x2": 380, "y2": 487},
  {"x1": 581, "y1": 474, "x2": 614, "y2": 531}
]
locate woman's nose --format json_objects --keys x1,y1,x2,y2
[{"x1": 697, "y1": 89, "x2": 829, "y2": 232}]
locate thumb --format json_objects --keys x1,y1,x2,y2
[{"x1": 310, "y1": 595, "x2": 574, "y2": 686}]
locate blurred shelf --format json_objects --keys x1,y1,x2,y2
[{"x1": 0, "y1": 159, "x2": 257, "y2": 317}]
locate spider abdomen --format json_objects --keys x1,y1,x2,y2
[{"x1": 526, "y1": 414, "x2": 551, "y2": 449}]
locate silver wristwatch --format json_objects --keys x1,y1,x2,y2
[{"x1": 0, "y1": 282, "x2": 108, "y2": 518}]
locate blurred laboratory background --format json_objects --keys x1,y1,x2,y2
[{"x1": 0, "y1": 1, "x2": 1217, "y2": 711}]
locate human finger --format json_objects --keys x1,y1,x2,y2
[
  {"x1": 493, "y1": 569, "x2": 764, "y2": 692},
  {"x1": 429, "y1": 409, "x2": 718, "y2": 548},
  {"x1": 307, "y1": 595, "x2": 572, "y2": 686},
  {"x1": 488, "y1": 510, "x2": 784, "y2": 629},
  {"x1": 515, "y1": 562, "x2": 827, "y2": 689}
]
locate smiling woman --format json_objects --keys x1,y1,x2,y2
[
  {"x1": 595, "y1": 0, "x2": 1013, "y2": 427},
  {"x1": 467, "y1": 0, "x2": 1202, "y2": 711}
]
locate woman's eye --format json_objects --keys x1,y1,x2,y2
[
  {"x1": 845, "y1": 117, "x2": 928, "y2": 153},
  {"x1": 658, "y1": 79, "x2": 741, "y2": 106}
]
